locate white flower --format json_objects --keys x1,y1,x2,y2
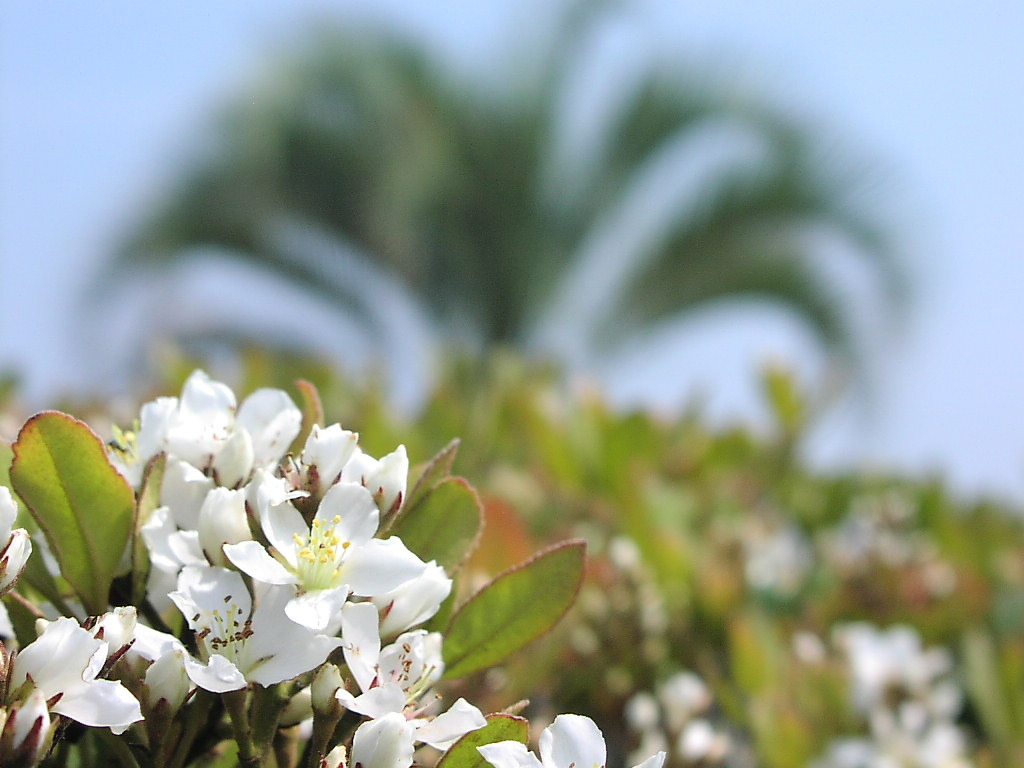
[
  {"x1": 224, "y1": 479, "x2": 427, "y2": 631},
  {"x1": 341, "y1": 445, "x2": 408, "y2": 515},
  {"x1": 479, "y1": 714, "x2": 666, "y2": 768},
  {"x1": 351, "y1": 712, "x2": 416, "y2": 768},
  {"x1": 8, "y1": 617, "x2": 142, "y2": 733},
  {"x1": 337, "y1": 603, "x2": 484, "y2": 750},
  {"x1": 0, "y1": 487, "x2": 31, "y2": 597},
  {"x1": 300, "y1": 424, "x2": 360, "y2": 496},
  {"x1": 371, "y1": 560, "x2": 452, "y2": 637},
  {"x1": 169, "y1": 565, "x2": 342, "y2": 692},
  {"x1": 132, "y1": 370, "x2": 301, "y2": 482}
]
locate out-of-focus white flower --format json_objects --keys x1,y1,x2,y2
[
  {"x1": 341, "y1": 445, "x2": 408, "y2": 515},
  {"x1": 0, "y1": 486, "x2": 31, "y2": 597},
  {"x1": 743, "y1": 522, "x2": 812, "y2": 597},
  {"x1": 659, "y1": 671, "x2": 712, "y2": 733},
  {"x1": 835, "y1": 623, "x2": 952, "y2": 716},
  {"x1": 225, "y1": 479, "x2": 426, "y2": 631},
  {"x1": 8, "y1": 617, "x2": 142, "y2": 733},
  {"x1": 479, "y1": 713, "x2": 667, "y2": 768},
  {"x1": 169, "y1": 565, "x2": 342, "y2": 692}
]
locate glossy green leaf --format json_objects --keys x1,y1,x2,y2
[
  {"x1": 436, "y1": 714, "x2": 529, "y2": 768},
  {"x1": 390, "y1": 477, "x2": 482, "y2": 573},
  {"x1": 0, "y1": 439, "x2": 69, "y2": 612},
  {"x1": 443, "y1": 539, "x2": 585, "y2": 679},
  {"x1": 9, "y1": 411, "x2": 135, "y2": 614}
]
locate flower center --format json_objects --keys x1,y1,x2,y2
[
  {"x1": 293, "y1": 516, "x2": 350, "y2": 591},
  {"x1": 195, "y1": 597, "x2": 253, "y2": 664}
]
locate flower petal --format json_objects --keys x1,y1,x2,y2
[
  {"x1": 540, "y1": 715, "x2": 606, "y2": 768},
  {"x1": 224, "y1": 541, "x2": 298, "y2": 585},
  {"x1": 415, "y1": 698, "x2": 486, "y2": 750},
  {"x1": 318, "y1": 482, "x2": 379, "y2": 545},
  {"x1": 341, "y1": 538, "x2": 427, "y2": 598},
  {"x1": 352, "y1": 712, "x2": 416, "y2": 768},
  {"x1": 478, "y1": 742, "x2": 545, "y2": 768},
  {"x1": 284, "y1": 587, "x2": 350, "y2": 632}
]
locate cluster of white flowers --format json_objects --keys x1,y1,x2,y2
[
  {"x1": 813, "y1": 623, "x2": 973, "y2": 768},
  {"x1": 624, "y1": 670, "x2": 731, "y2": 767},
  {"x1": 0, "y1": 370, "x2": 668, "y2": 768},
  {"x1": 820, "y1": 493, "x2": 957, "y2": 599}
]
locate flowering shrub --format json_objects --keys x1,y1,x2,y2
[{"x1": 0, "y1": 370, "x2": 665, "y2": 768}]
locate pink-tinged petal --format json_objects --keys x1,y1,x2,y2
[
  {"x1": 341, "y1": 538, "x2": 427, "y2": 598},
  {"x1": 341, "y1": 682, "x2": 406, "y2": 719},
  {"x1": 478, "y1": 742, "x2": 545, "y2": 768},
  {"x1": 352, "y1": 712, "x2": 416, "y2": 768},
  {"x1": 416, "y1": 698, "x2": 486, "y2": 750},
  {"x1": 183, "y1": 653, "x2": 247, "y2": 693},
  {"x1": 224, "y1": 541, "x2": 298, "y2": 585},
  {"x1": 237, "y1": 388, "x2": 302, "y2": 468},
  {"x1": 541, "y1": 715, "x2": 606, "y2": 768},
  {"x1": 340, "y1": 602, "x2": 381, "y2": 692},
  {"x1": 630, "y1": 752, "x2": 667, "y2": 768},
  {"x1": 53, "y1": 677, "x2": 142, "y2": 734},
  {"x1": 318, "y1": 482, "x2": 379, "y2": 544},
  {"x1": 284, "y1": 587, "x2": 350, "y2": 631}
]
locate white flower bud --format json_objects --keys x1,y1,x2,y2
[
  {"x1": 320, "y1": 745, "x2": 347, "y2": 768},
  {"x1": 2, "y1": 689, "x2": 52, "y2": 764},
  {"x1": 144, "y1": 648, "x2": 192, "y2": 713},
  {"x1": 280, "y1": 686, "x2": 313, "y2": 727},
  {"x1": 312, "y1": 663, "x2": 345, "y2": 716},
  {"x1": 197, "y1": 488, "x2": 251, "y2": 567},
  {"x1": 302, "y1": 424, "x2": 359, "y2": 493},
  {"x1": 212, "y1": 430, "x2": 254, "y2": 489},
  {"x1": 90, "y1": 606, "x2": 138, "y2": 659}
]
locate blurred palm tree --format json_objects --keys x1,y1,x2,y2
[{"x1": 106, "y1": 0, "x2": 904, "y2": 376}]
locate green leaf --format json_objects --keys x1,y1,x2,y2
[
  {"x1": 402, "y1": 438, "x2": 461, "y2": 517},
  {"x1": 0, "y1": 439, "x2": 69, "y2": 612},
  {"x1": 443, "y1": 539, "x2": 586, "y2": 679},
  {"x1": 132, "y1": 455, "x2": 166, "y2": 605},
  {"x1": 390, "y1": 477, "x2": 482, "y2": 573},
  {"x1": 9, "y1": 411, "x2": 135, "y2": 615},
  {"x1": 436, "y1": 713, "x2": 529, "y2": 768}
]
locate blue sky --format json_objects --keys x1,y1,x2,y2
[{"x1": 2, "y1": 2, "x2": 1023, "y2": 499}]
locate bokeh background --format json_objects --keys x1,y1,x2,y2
[{"x1": 3, "y1": 0, "x2": 1023, "y2": 499}]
